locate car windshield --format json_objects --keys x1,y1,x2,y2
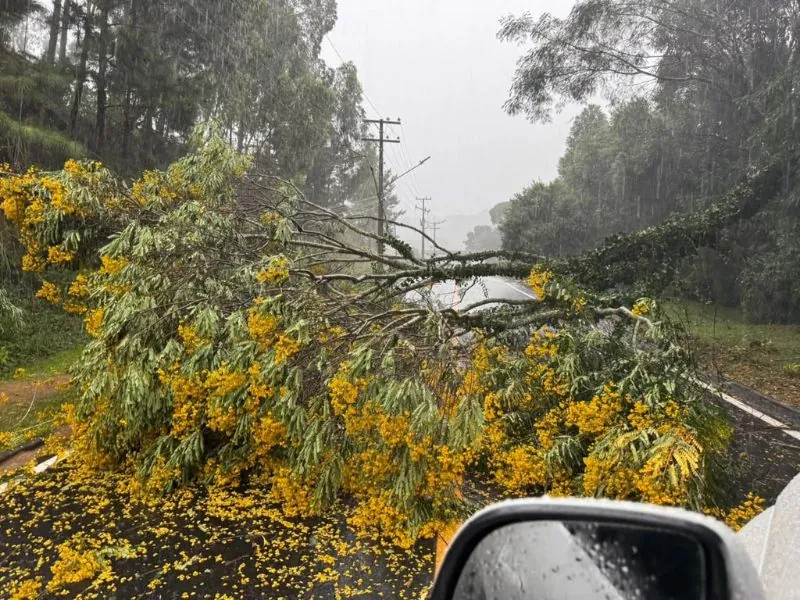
[{"x1": 0, "y1": 0, "x2": 798, "y2": 597}]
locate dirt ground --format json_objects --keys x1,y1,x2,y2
[
  {"x1": 715, "y1": 359, "x2": 800, "y2": 409},
  {"x1": 0, "y1": 375, "x2": 71, "y2": 476},
  {"x1": 0, "y1": 375, "x2": 70, "y2": 405}
]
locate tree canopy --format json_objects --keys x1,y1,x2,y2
[{"x1": 498, "y1": 0, "x2": 800, "y2": 322}]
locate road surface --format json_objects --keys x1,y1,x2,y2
[{"x1": 409, "y1": 276, "x2": 537, "y2": 312}]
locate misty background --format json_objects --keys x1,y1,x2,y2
[{"x1": 321, "y1": 0, "x2": 579, "y2": 252}]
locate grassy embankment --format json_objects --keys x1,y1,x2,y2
[
  {"x1": 0, "y1": 294, "x2": 83, "y2": 451},
  {"x1": 665, "y1": 300, "x2": 800, "y2": 407}
]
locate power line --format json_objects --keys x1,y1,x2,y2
[
  {"x1": 325, "y1": 35, "x2": 384, "y2": 119},
  {"x1": 395, "y1": 123, "x2": 424, "y2": 198},
  {"x1": 363, "y1": 118, "x2": 401, "y2": 256},
  {"x1": 415, "y1": 196, "x2": 431, "y2": 259}
]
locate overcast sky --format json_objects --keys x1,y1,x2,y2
[{"x1": 321, "y1": 0, "x2": 579, "y2": 222}]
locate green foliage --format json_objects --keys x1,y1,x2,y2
[
  {"x1": 501, "y1": 180, "x2": 586, "y2": 257},
  {"x1": 498, "y1": 1, "x2": 800, "y2": 322},
  {"x1": 0, "y1": 388, "x2": 76, "y2": 452},
  {"x1": 0, "y1": 288, "x2": 83, "y2": 378},
  {"x1": 0, "y1": 131, "x2": 748, "y2": 543},
  {"x1": 665, "y1": 300, "x2": 800, "y2": 371},
  {"x1": 0, "y1": 0, "x2": 373, "y2": 207},
  {"x1": 464, "y1": 225, "x2": 501, "y2": 253},
  {"x1": 0, "y1": 0, "x2": 42, "y2": 40},
  {"x1": 0, "y1": 286, "x2": 23, "y2": 333},
  {"x1": 0, "y1": 109, "x2": 85, "y2": 168}
]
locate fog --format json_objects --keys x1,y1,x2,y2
[{"x1": 322, "y1": 0, "x2": 579, "y2": 233}]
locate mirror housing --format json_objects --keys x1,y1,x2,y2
[{"x1": 430, "y1": 497, "x2": 764, "y2": 600}]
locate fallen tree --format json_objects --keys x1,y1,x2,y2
[{"x1": 0, "y1": 128, "x2": 766, "y2": 544}]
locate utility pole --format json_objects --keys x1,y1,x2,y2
[
  {"x1": 430, "y1": 219, "x2": 445, "y2": 257},
  {"x1": 363, "y1": 118, "x2": 401, "y2": 255},
  {"x1": 415, "y1": 197, "x2": 431, "y2": 258}
]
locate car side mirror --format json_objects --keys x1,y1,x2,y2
[{"x1": 430, "y1": 497, "x2": 764, "y2": 600}]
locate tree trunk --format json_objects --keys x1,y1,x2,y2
[
  {"x1": 142, "y1": 104, "x2": 154, "y2": 166},
  {"x1": 121, "y1": 0, "x2": 137, "y2": 161},
  {"x1": 237, "y1": 125, "x2": 245, "y2": 153},
  {"x1": 46, "y1": 0, "x2": 63, "y2": 65},
  {"x1": 59, "y1": 1, "x2": 70, "y2": 64},
  {"x1": 69, "y1": 6, "x2": 92, "y2": 135},
  {"x1": 94, "y1": 1, "x2": 110, "y2": 152},
  {"x1": 122, "y1": 82, "x2": 133, "y2": 160}
]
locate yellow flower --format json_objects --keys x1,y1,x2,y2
[
  {"x1": 47, "y1": 245, "x2": 75, "y2": 265},
  {"x1": 527, "y1": 268, "x2": 553, "y2": 299},
  {"x1": 628, "y1": 401, "x2": 655, "y2": 431},
  {"x1": 253, "y1": 414, "x2": 287, "y2": 450},
  {"x1": 274, "y1": 334, "x2": 301, "y2": 364},
  {"x1": 492, "y1": 445, "x2": 547, "y2": 493},
  {"x1": 178, "y1": 323, "x2": 209, "y2": 354},
  {"x1": 573, "y1": 295, "x2": 588, "y2": 312},
  {"x1": 9, "y1": 578, "x2": 42, "y2": 600},
  {"x1": 707, "y1": 493, "x2": 765, "y2": 531},
  {"x1": 347, "y1": 491, "x2": 415, "y2": 548},
  {"x1": 0, "y1": 195, "x2": 24, "y2": 223},
  {"x1": 21, "y1": 253, "x2": 46, "y2": 273},
  {"x1": 64, "y1": 159, "x2": 83, "y2": 176},
  {"x1": 99, "y1": 255, "x2": 129, "y2": 276},
  {"x1": 566, "y1": 385, "x2": 623, "y2": 436},
  {"x1": 256, "y1": 256, "x2": 291, "y2": 285},
  {"x1": 158, "y1": 368, "x2": 205, "y2": 437},
  {"x1": 13, "y1": 367, "x2": 27, "y2": 379},
  {"x1": 205, "y1": 364, "x2": 246, "y2": 399},
  {"x1": 68, "y1": 274, "x2": 89, "y2": 297},
  {"x1": 269, "y1": 467, "x2": 317, "y2": 518},
  {"x1": 36, "y1": 280, "x2": 62, "y2": 304},
  {"x1": 84, "y1": 308, "x2": 105, "y2": 338},
  {"x1": 63, "y1": 300, "x2": 89, "y2": 315},
  {"x1": 48, "y1": 539, "x2": 102, "y2": 591},
  {"x1": 247, "y1": 308, "x2": 279, "y2": 350},
  {"x1": 329, "y1": 369, "x2": 364, "y2": 415},
  {"x1": 632, "y1": 299, "x2": 651, "y2": 318}
]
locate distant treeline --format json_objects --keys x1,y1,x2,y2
[{"x1": 489, "y1": 0, "x2": 800, "y2": 324}]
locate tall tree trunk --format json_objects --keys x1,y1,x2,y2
[
  {"x1": 121, "y1": 0, "x2": 137, "y2": 161},
  {"x1": 94, "y1": 1, "x2": 110, "y2": 152},
  {"x1": 46, "y1": 0, "x2": 63, "y2": 65},
  {"x1": 58, "y1": 1, "x2": 70, "y2": 65},
  {"x1": 69, "y1": 7, "x2": 92, "y2": 135},
  {"x1": 122, "y1": 82, "x2": 132, "y2": 160},
  {"x1": 142, "y1": 104, "x2": 154, "y2": 166}
]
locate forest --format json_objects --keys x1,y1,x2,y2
[
  {"x1": 490, "y1": 0, "x2": 800, "y2": 325},
  {"x1": 0, "y1": 0, "x2": 795, "y2": 597}
]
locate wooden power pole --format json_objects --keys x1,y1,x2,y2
[
  {"x1": 431, "y1": 219, "x2": 445, "y2": 257},
  {"x1": 363, "y1": 118, "x2": 401, "y2": 255}
]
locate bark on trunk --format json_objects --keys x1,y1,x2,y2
[
  {"x1": 69, "y1": 8, "x2": 92, "y2": 135},
  {"x1": 94, "y1": 2, "x2": 110, "y2": 152},
  {"x1": 58, "y1": 1, "x2": 70, "y2": 65},
  {"x1": 46, "y1": 0, "x2": 62, "y2": 65},
  {"x1": 122, "y1": 83, "x2": 133, "y2": 160},
  {"x1": 121, "y1": 0, "x2": 137, "y2": 161}
]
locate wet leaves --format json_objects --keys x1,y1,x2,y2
[{"x1": 0, "y1": 463, "x2": 434, "y2": 598}]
